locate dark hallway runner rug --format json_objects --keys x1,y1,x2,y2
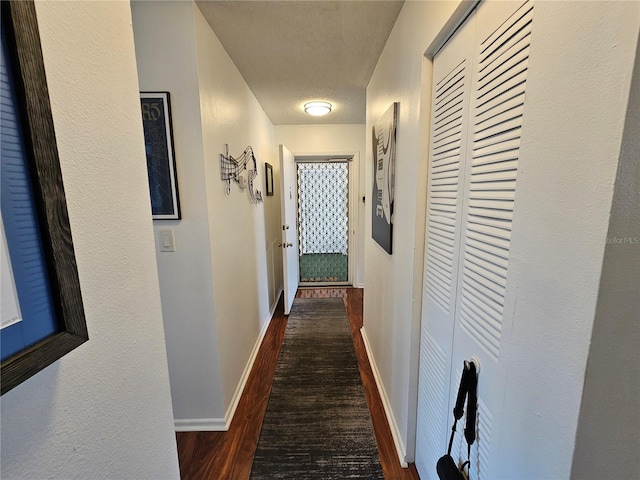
[{"x1": 249, "y1": 297, "x2": 384, "y2": 479}]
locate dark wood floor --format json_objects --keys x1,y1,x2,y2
[{"x1": 176, "y1": 287, "x2": 420, "y2": 479}]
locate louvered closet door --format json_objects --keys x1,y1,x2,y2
[
  {"x1": 415, "y1": 13, "x2": 474, "y2": 477},
  {"x1": 449, "y1": 3, "x2": 533, "y2": 479},
  {"x1": 417, "y1": 1, "x2": 534, "y2": 479}
]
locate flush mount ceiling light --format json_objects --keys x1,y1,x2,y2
[{"x1": 304, "y1": 101, "x2": 332, "y2": 116}]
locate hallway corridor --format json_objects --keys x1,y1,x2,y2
[{"x1": 175, "y1": 288, "x2": 419, "y2": 479}]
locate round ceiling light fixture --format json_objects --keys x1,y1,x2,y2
[{"x1": 304, "y1": 101, "x2": 332, "y2": 116}]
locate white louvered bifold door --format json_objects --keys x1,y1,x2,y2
[
  {"x1": 415, "y1": 13, "x2": 475, "y2": 478},
  {"x1": 417, "y1": 1, "x2": 534, "y2": 479}
]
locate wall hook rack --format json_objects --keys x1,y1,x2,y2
[{"x1": 220, "y1": 144, "x2": 263, "y2": 204}]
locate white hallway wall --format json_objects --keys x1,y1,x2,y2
[
  {"x1": 274, "y1": 124, "x2": 366, "y2": 286},
  {"x1": 194, "y1": 4, "x2": 279, "y2": 419},
  {"x1": 364, "y1": 0, "x2": 639, "y2": 474},
  {"x1": 131, "y1": 0, "x2": 225, "y2": 425},
  {"x1": 132, "y1": 1, "x2": 280, "y2": 429},
  {"x1": 1, "y1": 2, "x2": 180, "y2": 479}
]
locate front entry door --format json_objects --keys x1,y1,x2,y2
[{"x1": 279, "y1": 144, "x2": 299, "y2": 314}]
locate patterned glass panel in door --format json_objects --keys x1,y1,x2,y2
[{"x1": 297, "y1": 162, "x2": 349, "y2": 283}]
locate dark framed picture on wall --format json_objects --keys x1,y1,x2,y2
[
  {"x1": 371, "y1": 102, "x2": 398, "y2": 254},
  {"x1": 1, "y1": 0, "x2": 88, "y2": 395},
  {"x1": 265, "y1": 162, "x2": 274, "y2": 196},
  {"x1": 140, "y1": 92, "x2": 181, "y2": 220}
]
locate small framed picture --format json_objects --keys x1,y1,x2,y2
[
  {"x1": 265, "y1": 162, "x2": 274, "y2": 196},
  {"x1": 140, "y1": 92, "x2": 181, "y2": 220}
]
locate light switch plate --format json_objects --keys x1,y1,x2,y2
[{"x1": 158, "y1": 229, "x2": 176, "y2": 252}]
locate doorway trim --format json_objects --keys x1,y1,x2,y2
[{"x1": 292, "y1": 152, "x2": 359, "y2": 287}]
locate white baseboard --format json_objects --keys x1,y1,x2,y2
[
  {"x1": 174, "y1": 299, "x2": 278, "y2": 432},
  {"x1": 360, "y1": 326, "x2": 409, "y2": 468},
  {"x1": 174, "y1": 418, "x2": 226, "y2": 432}
]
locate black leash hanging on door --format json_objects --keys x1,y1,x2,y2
[{"x1": 437, "y1": 360, "x2": 478, "y2": 480}]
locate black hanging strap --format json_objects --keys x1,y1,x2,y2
[
  {"x1": 464, "y1": 361, "x2": 477, "y2": 446},
  {"x1": 437, "y1": 360, "x2": 478, "y2": 480},
  {"x1": 446, "y1": 361, "x2": 478, "y2": 464}
]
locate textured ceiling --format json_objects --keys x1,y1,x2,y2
[{"x1": 196, "y1": 1, "x2": 404, "y2": 125}]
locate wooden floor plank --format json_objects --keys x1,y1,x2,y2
[{"x1": 176, "y1": 288, "x2": 420, "y2": 479}]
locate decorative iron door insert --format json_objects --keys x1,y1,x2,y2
[{"x1": 297, "y1": 162, "x2": 349, "y2": 283}]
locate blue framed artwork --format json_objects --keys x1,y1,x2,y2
[
  {"x1": 140, "y1": 92, "x2": 181, "y2": 220},
  {"x1": 1, "y1": 1, "x2": 88, "y2": 394},
  {"x1": 1, "y1": 25, "x2": 57, "y2": 361}
]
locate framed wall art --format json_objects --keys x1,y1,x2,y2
[
  {"x1": 265, "y1": 162, "x2": 274, "y2": 196},
  {"x1": 1, "y1": 0, "x2": 88, "y2": 395},
  {"x1": 371, "y1": 102, "x2": 398, "y2": 254},
  {"x1": 140, "y1": 92, "x2": 181, "y2": 220}
]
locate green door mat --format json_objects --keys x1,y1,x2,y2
[{"x1": 299, "y1": 254, "x2": 347, "y2": 282}]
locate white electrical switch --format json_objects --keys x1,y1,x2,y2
[{"x1": 159, "y1": 229, "x2": 176, "y2": 252}]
